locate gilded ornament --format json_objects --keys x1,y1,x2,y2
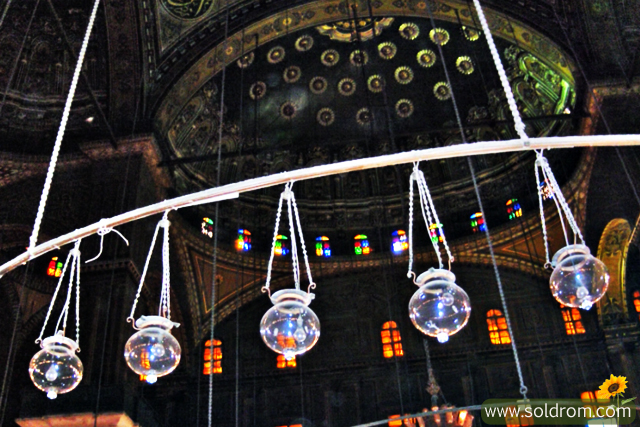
[
  {"x1": 456, "y1": 56, "x2": 474, "y2": 75},
  {"x1": 160, "y1": 0, "x2": 214, "y2": 20},
  {"x1": 317, "y1": 108, "x2": 335, "y2": 126},
  {"x1": 416, "y1": 49, "x2": 437, "y2": 68},
  {"x1": 399, "y1": 22, "x2": 419, "y2": 40},
  {"x1": 280, "y1": 101, "x2": 297, "y2": 119},
  {"x1": 356, "y1": 108, "x2": 373, "y2": 126},
  {"x1": 321, "y1": 49, "x2": 340, "y2": 67},
  {"x1": 237, "y1": 52, "x2": 254, "y2": 69},
  {"x1": 395, "y1": 99, "x2": 414, "y2": 118},
  {"x1": 394, "y1": 66, "x2": 414, "y2": 84},
  {"x1": 350, "y1": 50, "x2": 369, "y2": 66},
  {"x1": 429, "y1": 28, "x2": 450, "y2": 46},
  {"x1": 283, "y1": 66, "x2": 302, "y2": 83},
  {"x1": 367, "y1": 75, "x2": 385, "y2": 93},
  {"x1": 433, "y1": 82, "x2": 451, "y2": 100},
  {"x1": 338, "y1": 78, "x2": 357, "y2": 96},
  {"x1": 267, "y1": 46, "x2": 286, "y2": 64},
  {"x1": 309, "y1": 77, "x2": 328, "y2": 94},
  {"x1": 378, "y1": 42, "x2": 397, "y2": 60},
  {"x1": 316, "y1": 17, "x2": 394, "y2": 43},
  {"x1": 249, "y1": 82, "x2": 266, "y2": 100},
  {"x1": 295, "y1": 35, "x2": 314, "y2": 52},
  {"x1": 462, "y1": 26, "x2": 480, "y2": 41}
]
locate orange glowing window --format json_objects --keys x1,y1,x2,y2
[
  {"x1": 487, "y1": 309, "x2": 511, "y2": 345},
  {"x1": 46, "y1": 257, "x2": 63, "y2": 277},
  {"x1": 381, "y1": 321, "x2": 403, "y2": 358},
  {"x1": 276, "y1": 355, "x2": 297, "y2": 369},
  {"x1": 560, "y1": 305, "x2": 586, "y2": 335},
  {"x1": 203, "y1": 339, "x2": 222, "y2": 375},
  {"x1": 505, "y1": 404, "x2": 534, "y2": 427},
  {"x1": 388, "y1": 415, "x2": 403, "y2": 427},
  {"x1": 580, "y1": 390, "x2": 603, "y2": 415},
  {"x1": 633, "y1": 291, "x2": 640, "y2": 321}
]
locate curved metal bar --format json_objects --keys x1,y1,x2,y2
[{"x1": 1, "y1": 133, "x2": 639, "y2": 278}]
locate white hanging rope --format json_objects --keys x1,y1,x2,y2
[
  {"x1": 535, "y1": 151, "x2": 585, "y2": 266},
  {"x1": 262, "y1": 183, "x2": 315, "y2": 294},
  {"x1": 407, "y1": 164, "x2": 453, "y2": 276},
  {"x1": 85, "y1": 223, "x2": 129, "y2": 263},
  {"x1": 27, "y1": 0, "x2": 101, "y2": 253},
  {"x1": 470, "y1": 0, "x2": 528, "y2": 142},
  {"x1": 36, "y1": 240, "x2": 82, "y2": 348},
  {"x1": 127, "y1": 212, "x2": 169, "y2": 323}
]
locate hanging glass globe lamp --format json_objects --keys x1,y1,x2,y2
[
  {"x1": 408, "y1": 268, "x2": 471, "y2": 343},
  {"x1": 29, "y1": 334, "x2": 83, "y2": 399},
  {"x1": 550, "y1": 244, "x2": 610, "y2": 310},
  {"x1": 124, "y1": 316, "x2": 181, "y2": 384},
  {"x1": 260, "y1": 289, "x2": 320, "y2": 360}
]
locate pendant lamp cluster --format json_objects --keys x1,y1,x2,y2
[
  {"x1": 406, "y1": 163, "x2": 471, "y2": 343},
  {"x1": 260, "y1": 182, "x2": 320, "y2": 360},
  {"x1": 535, "y1": 151, "x2": 610, "y2": 310}
]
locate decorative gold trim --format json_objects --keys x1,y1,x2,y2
[{"x1": 597, "y1": 218, "x2": 632, "y2": 325}]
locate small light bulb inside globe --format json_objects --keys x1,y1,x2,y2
[
  {"x1": 29, "y1": 335, "x2": 83, "y2": 399},
  {"x1": 124, "y1": 316, "x2": 181, "y2": 381},
  {"x1": 260, "y1": 289, "x2": 320, "y2": 359},
  {"x1": 550, "y1": 244, "x2": 609, "y2": 310},
  {"x1": 408, "y1": 268, "x2": 471, "y2": 343}
]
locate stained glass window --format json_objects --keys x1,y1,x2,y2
[
  {"x1": 354, "y1": 234, "x2": 370, "y2": 255},
  {"x1": 276, "y1": 354, "x2": 297, "y2": 369},
  {"x1": 487, "y1": 309, "x2": 511, "y2": 345},
  {"x1": 274, "y1": 235, "x2": 289, "y2": 256},
  {"x1": 46, "y1": 257, "x2": 63, "y2": 277},
  {"x1": 391, "y1": 230, "x2": 408, "y2": 254},
  {"x1": 470, "y1": 213, "x2": 486, "y2": 233},
  {"x1": 429, "y1": 223, "x2": 444, "y2": 243},
  {"x1": 539, "y1": 180, "x2": 554, "y2": 200},
  {"x1": 633, "y1": 291, "x2": 640, "y2": 321},
  {"x1": 388, "y1": 416, "x2": 403, "y2": 427},
  {"x1": 236, "y1": 229, "x2": 252, "y2": 252},
  {"x1": 315, "y1": 236, "x2": 331, "y2": 257},
  {"x1": 506, "y1": 199, "x2": 522, "y2": 220},
  {"x1": 203, "y1": 339, "x2": 222, "y2": 375},
  {"x1": 202, "y1": 217, "x2": 214, "y2": 238},
  {"x1": 381, "y1": 321, "x2": 403, "y2": 358},
  {"x1": 560, "y1": 304, "x2": 585, "y2": 335}
]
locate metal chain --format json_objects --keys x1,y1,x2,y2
[
  {"x1": 468, "y1": 158, "x2": 528, "y2": 399},
  {"x1": 286, "y1": 184, "x2": 301, "y2": 289},
  {"x1": 54, "y1": 240, "x2": 81, "y2": 342},
  {"x1": 418, "y1": 168, "x2": 454, "y2": 267},
  {"x1": 539, "y1": 159, "x2": 570, "y2": 245},
  {"x1": 74, "y1": 250, "x2": 81, "y2": 348},
  {"x1": 541, "y1": 157, "x2": 584, "y2": 243},
  {"x1": 470, "y1": 0, "x2": 528, "y2": 142},
  {"x1": 533, "y1": 159, "x2": 551, "y2": 267},
  {"x1": 407, "y1": 169, "x2": 416, "y2": 277},
  {"x1": 159, "y1": 212, "x2": 171, "y2": 319},
  {"x1": 417, "y1": 173, "x2": 443, "y2": 268},
  {"x1": 85, "y1": 224, "x2": 129, "y2": 263},
  {"x1": 290, "y1": 189, "x2": 314, "y2": 289},
  {"x1": 28, "y1": 0, "x2": 101, "y2": 252},
  {"x1": 127, "y1": 215, "x2": 163, "y2": 322},
  {"x1": 263, "y1": 188, "x2": 286, "y2": 294},
  {"x1": 36, "y1": 248, "x2": 73, "y2": 344}
]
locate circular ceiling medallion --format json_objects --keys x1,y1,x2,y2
[
  {"x1": 399, "y1": 23, "x2": 419, "y2": 40},
  {"x1": 356, "y1": 108, "x2": 373, "y2": 126},
  {"x1": 283, "y1": 66, "x2": 302, "y2": 83},
  {"x1": 161, "y1": 0, "x2": 214, "y2": 19},
  {"x1": 367, "y1": 75, "x2": 385, "y2": 93},
  {"x1": 378, "y1": 42, "x2": 397, "y2": 60},
  {"x1": 295, "y1": 35, "x2": 314, "y2": 52},
  {"x1": 462, "y1": 26, "x2": 480, "y2": 41},
  {"x1": 249, "y1": 82, "x2": 266, "y2": 100},
  {"x1": 267, "y1": 46, "x2": 286, "y2": 64},
  {"x1": 338, "y1": 78, "x2": 357, "y2": 96},
  {"x1": 433, "y1": 82, "x2": 452, "y2": 100},
  {"x1": 395, "y1": 99, "x2": 414, "y2": 118},
  {"x1": 237, "y1": 52, "x2": 254, "y2": 69},
  {"x1": 394, "y1": 66, "x2": 414, "y2": 84},
  {"x1": 416, "y1": 49, "x2": 436, "y2": 68},
  {"x1": 309, "y1": 76, "x2": 328, "y2": 94},
  {"x1": 350, "y1": 50, "x2": 369, "y2": 66},
  {"x1": 429, "y1": 28, "x2": 450, "y2": 46},
  {"x1": 317, "y1": 108, "x2": 335, "y2": 126},
  {"x1": 321, "y1": 49, "x2": 340, "y2": 67},
  {"x1": 280, "y1": 101, "x2": 298, "y2": 119},
  {"x1": 456, "y1": 56, "x2": 474, "y2": 75}
]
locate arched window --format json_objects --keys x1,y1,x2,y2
[
  {"x1": 632, "y1": 291, "x2": 640, "y2": 321},
  {"x1": 274, "y1": 235, "x2": 289, "y2": 256},
  {"x1": 506, "y1": 199, "x2": 522, "y2": 220},
  {"x1": 46, "y1": 257, "x2": 63, "y2": 277},
  {"x1": 276, "y1": 354, "x2": 297, "y2": 369},
  {"x1": 487, "y1": 310, "x2": 511, "y2": 345},
  {"x1": 381, "y1": 321, "x2": 403, "y2": 358},
  {"x1": 580, "y1": 391, "x2": 600, "y2": 415},
  {"x1": 236, "y1": 229, "x2": 252, "y2": 252},
  {"x1": 429, "y1": 223, "x2": 444, "y2": 243},
  {"x1": 539, "y1": 180, "x2": 554, "y2": 200},
  {"x1": 391, "y1": 230, "x2": 408, "y2": 254},
  {"x1": 470, "y1": 213, "x2": 486, "y2": 233},
  {"x1": 203, "y1": 339, "x2": 222, "y2": 375},
  {"x1": 202, "y1": 217, "x2": 214, "y2": 238},
  {"x1": 315, "y1": 236, "x2": 331, "y2": 257},
  {"x1": 560, "y1": 305, "x2": 585, "y2": 335},
  {"x1": 354, "y1": 234, "x2": 371, "y2": 255}
]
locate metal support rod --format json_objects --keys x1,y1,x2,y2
[
  {"x1": 45, "y1": 0, "x2": 118, "y2": 149},
  {"x1": 1, "y1": 133, "x2": 640, "y2": 277}
]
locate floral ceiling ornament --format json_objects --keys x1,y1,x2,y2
[{"x1": 316, "y1": 17, "x2": 394, "y2": 42}]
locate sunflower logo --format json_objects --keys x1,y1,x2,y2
[{"x1": 597, "y1": 375, "x2": 627, "y2": 399}]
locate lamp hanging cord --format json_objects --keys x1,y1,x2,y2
[
  {"x1": 127, "y1": 212, "x2": 167, "y2": 323},
  {"x1": 55, "y1": 242, "x2": 81, "y2": 339},
  {"x1": 290, "y1": 189, "x2": 315, "y2": 291},
  {"x1": 159, "y1": 212, "x2": 171, "y2": 319},
  {"x1": 468, "y1": 158, "x2": 528, "y2": 399},
  {"x1": 85, "y1": 223, "x2": 129, "y2": 263},
  {"x1": 263, "y1": 187, "x2": 287, "y2": 295},
  {"x1": 27, "y1": 0, "x2": 101, "y2": 253},
  {"x1": 470, "y1": 0, "x2": 528, "y2": 143}
]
